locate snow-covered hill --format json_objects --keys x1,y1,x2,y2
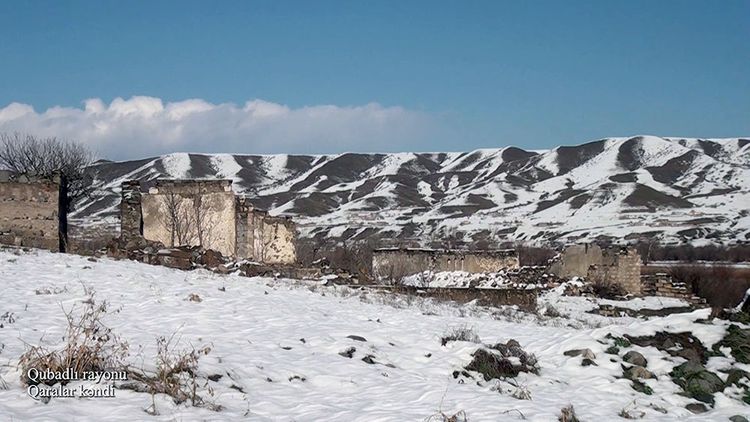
[
  {"x1": 72, "y1": 135, "x2": 750, "y2": 244},
  {"x1": 1, "y1": 249, "x2": 749, "y2": 420}
]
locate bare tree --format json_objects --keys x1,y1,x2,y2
[
  {"x1": 190, "y1": 190, "x2": 218, "y2": 248},
  {"x1": 160, "y1": 192, "x2": 193, "y2": 247},
  {"x1": 0, "y1": 132, "x2": 94, "y2": 210}
]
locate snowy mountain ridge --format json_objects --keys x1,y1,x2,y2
[{"x1": 73, "y1": 135, "x2": 750, "y2": 245}]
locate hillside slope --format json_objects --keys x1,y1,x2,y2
[
  {"x1": 1, "y1": 249, "x2": 749, "y2": 420},
  {"x1": 72, "y1": 136, "x2": 750, "y2": 244}
]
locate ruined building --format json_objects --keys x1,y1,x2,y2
[
  {"x1": 548, "y1": 243, "x2": 642, "y2": 295},
  {"x1": 0, "y1": 171, "x2": 67, "y2": 252},
  {"x1": 372, "y1": 248, "x2": 520, "y2": 280},
  {"x1": 120, "y1": 179, "x2": 296, "y2": 265}
]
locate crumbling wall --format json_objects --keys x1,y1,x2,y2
[
  {"x1": 0, "y1": 174, "x2": 65, "y2": 251},
  {"x1": 141, "y1": 180, "x2": 236, "y2": 257},
  {"x1": 260, "y1": 215, "x2": 296, "y2": 264},
  {"x1": 547, "y1": 244, "x2": 603, "y2": 278},
  {"x1": 372, "y1": 248, "x2": 520, "y2": 280},
  {"x1": 119, "y1": 180, "x2": 142, "y2": 243},
  {"x1": 235, "y1": 197, "x2": 296, "y2": 264},
  {"x1": 641, "y1": 273, "x2": 700, "y2": 302},
  {"x1": 549, "y1": 243, "x2": 642, "y2": 295}
]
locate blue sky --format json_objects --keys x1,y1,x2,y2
[{"x1": 0, "y1": 0, "x2": 747, "y2": 158}]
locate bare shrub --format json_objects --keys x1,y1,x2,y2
[
  {"x1": 592, "y1": 280, "x2": 625, "y2": 299},
  {"x1": 618, "y1": 400, "x2": 645, "y2": 419},
  {"x1": 124, "y1": 334, "x2": 218, "y2": 410},
  {"x1": 510, "y1": 384, "x2": 532, "y2": 400},
  {"x1": 558, "y1": 405, "x2": 579, "y2": 422},
  {"x1": 542, "y1": 304, "x2": 562, "y2": 318},
  {"x1": 518, "y1": 246, "x2": 557, "y2": 267},
  {"x1": 635, "y1": 241, "x2": 750, "y2": 263},
  {"x1": 0, "y1": 132, "x2": 94, "y2": 210},
  {"x1": 425, "y1": 410, "x2": 468, "y2": 422},
  {"x1": 18, "y1": 299, "x2": 128, "y2": 386},
  {"x1": 669, "y1": 265, "x2": 750, "y2": 308},
  {"x1": 441, "y1": 326, "x2": 481, "y2": 346},
  {"x1": 298, "y1": 236, "x2": 385, "y2": 282}
]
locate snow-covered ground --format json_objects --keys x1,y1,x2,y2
[{"x1": 0, "y1": 248, "x2": 748, "y2": 421}]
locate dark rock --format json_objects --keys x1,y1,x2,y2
[
  {"x1": 605, "y1": 346, "x2": 620, "y2": 355},
  {"x1": 626, "y1": 331, "x2": 708, "y2": 363},
  {"x1": 563, "y1": 349, "x2": 595, "y2": 360},
  {"x1": 623, "y1": 350, "x2": 647, "y2": 367},
  {"x1": 339, "y1": 347, "x2": 356, "y2": 358},
  {"x1": 685, "y1": 403, "x2": 708, "y2": 414},
  {"x1": 730, "y1": 416, "x2": 749, "y2": 422},
  {"x1": 200, "y1": 249, "x2": 225, "y2": 268},
  {"x1": 724, "y1": 368, "x2": 750, "y2": 387},
  {"x1": 670, "y1": 361, "x2": 725, "y2": 404},
  {"x1": 362, "y1": 355, "x2": 376, "y2": 364},
  {"x1": 713, "y1": 324, "x2": 750, "y2": 364},
  {"x1": 465, "y1": 341, "x2": 539, "y2": 381},
  {"x1": 347, "y1": 335, "x2": 367, "y2": 342},
  {"x1": 631, "y1": 379, "x2": 653, "y2": 395},
  {"x1": 623, "y1": 365, "x2": 654, "y2": 380},
  {"x1": 207, "y1": 374, "x2": 222, "y2": 382},
  {"x1": 581, "y1": 358, "x2": 597, "y2": 367}
]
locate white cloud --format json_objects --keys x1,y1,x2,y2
[{"x1": 0, "y1": 96, "x2": 434, "y2": 160}]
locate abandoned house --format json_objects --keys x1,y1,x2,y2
[
  {"x1": 0, "y1": 170, "x2": 67, "y2": 252},
  {"x1": 120, "y1": 179, "x2": 297, "y2": 265},
  {"x1": 548, "y1": 243, "x2": 642, "y2": 295},
  {"x1": 372, "y1": 247, "x2": 520, "y2": 280}
]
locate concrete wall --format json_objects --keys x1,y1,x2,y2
[
  {"x1": 141, "y1": 180, "x2": 236, "y2": 257},
  {"x1": 372, "y1": 248, "x2": 519, "y2": 280},
  {"x1": 0, "y1": 175, "x2": 65, "y2": 251}
]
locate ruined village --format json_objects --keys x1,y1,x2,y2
[
  {"x1": 1, "y1": 2, "x2": 749, "y2": 420},
  {"x1": 1, "y1": 161, "x2": 750, "y2": 420},
  {"x1": 0, "y1": 170, "x2": 718, "y2": 311}
]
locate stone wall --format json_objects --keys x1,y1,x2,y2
[
  {"x1": 373, "y1": 285, "x2": 537, "y2": 311},
  {"x1": 0, "y1": 173, "x2": 66, "y2": 251},
  {"x1": 549, "y1": 244, "x2": 642, "y2": 295},
  {"x1": 548, "y1": 243, "x2": 603, "y2": 278},
  {"x1": 235, "y1": 197, "x2": 296, "y2": 265},
  {"x1": 119, "y1": 180, "x2": 297, "y2": 264},
  {"x1": 372, "y1": 248, "x2": 520, "y2": 280},
  {"x1": 120, "y1": 180, "x2": 142, "y2": 243},
  {"x1": 640, "y1": 273, "x2": 706, "y2": 305}
]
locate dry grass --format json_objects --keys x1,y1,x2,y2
[
  {"x1": 440, "y1": 326, "x2": 481, "y2": 346},
  {"x1": 18, "y1": 293, "x2": 220, "y2": 411},
  {"x1": 18, "y1": 299, "x2": 129, "y2": 386},
  {"x1": 558, "y1": 405, "x2": 579, "y2": 422},
  {"x1": 424, "y1": 410, "x2": 468, "y2": 422},
  {"x1": 123, "y1": 333, "x2": 219, "y2": 410}
]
